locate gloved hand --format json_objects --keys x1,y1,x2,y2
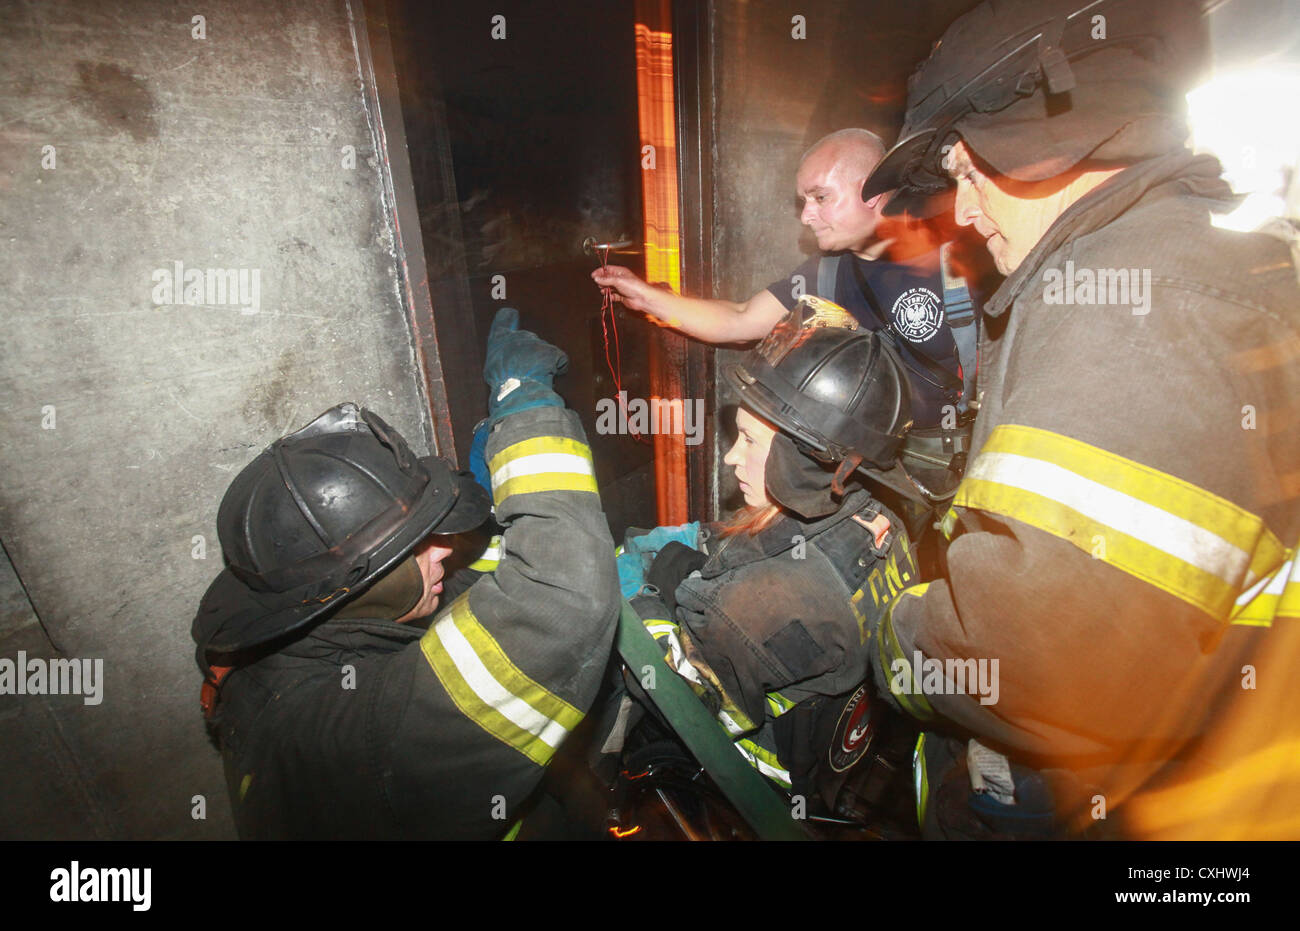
[
  {"x1": 616, "y1": 547, "x2": 648, "y2": 599},
  {"x1": 622, "y1": 522, "x2": 701, "y2": 557},
  {"x1": 646, "y1": 541, "x2": 706, "y2": 615},
  {"x1": 484, "y1": 307, "x2": 567, "y2": 423},
  {"x1": 468, "y1": 418, "x2": 492, "y2": 492},
  {"x1": 616, "y1": 522, "x2": 701, "y2": 598}
]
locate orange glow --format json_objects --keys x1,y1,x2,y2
[
  {"x1": 609, "y1": 824, "x2": 643, "y2": 838},
  {"x1": 1121, "y1": 619, "x2": 1300, "y2": 840},
  {"x1": 1126, "y1": 738, "x2": 1300, "y2": 840},
  {"x1": 635, "y1": 11, "x2": 689, "y2": 526},
  {"x1": 634, "y1": 22, "x2": 681, "y2": 293}
]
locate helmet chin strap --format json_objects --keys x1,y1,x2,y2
[{"x1": 831, "y1": 453, "x2": 864, "y2": 497}]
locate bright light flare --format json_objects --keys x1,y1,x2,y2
[{"x1": 1187, "y1": 68, "x2": 1300, "y2": 231}]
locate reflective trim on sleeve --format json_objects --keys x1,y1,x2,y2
[
  {"x1": 718, "y1": 700, "x2": 759, "y2": 735},
  {"x1": 939, "y1": 507, "x2": 959, "y2": 541},
  {"x1": 735, "y1": 738, "x2": 792, "y2": 789},
  {"x1": 717, "y1": 709, "x2": 750, "y2": 737},
  {"x1": 655, "y1": 622, "x2": 762, "y2": 739},
  {"x1": 420, "y1": 593, "x2": 583, "y2": 766},
  {"x1": 958, "y1": 424, "x2": 1286, "y2": 622},
  {"x1": 642, "y1": 618, "x2": 680, "y2": 643},
  {"x1": 468, "y1": 534, "x2": 503, "y2": 573},
  {"x1": 488, "y1": 435, "x2": 597, "y2": 505},
  {"x1": 914, "y1": 732, "x2": 930, "y2": 831},
  {"x1": 765, "y1": 691, "x2": 797, "y2": 718},
  {"x1": 658, "y1": 627, "x2": 707, "y2": 689},
  {"x1": 1232, "y1": 553, "x2": 1299, "y2": 627},
  {"x1": 876, "y1": 584, "x2": 937, "y2": 721}
]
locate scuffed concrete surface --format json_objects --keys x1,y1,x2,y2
[{"x1": 0, "y1": 0, "x2": 430, "y2": 838}]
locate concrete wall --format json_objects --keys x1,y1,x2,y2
[
  {"x1": 0, "y1": 0, "x2": 432, "y2": 839},
  {"x1": 709, "y1": 0, "x2": 981, "y2": 303}
]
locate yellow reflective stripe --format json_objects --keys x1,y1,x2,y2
[
  {"x1": 766, "y1": 691, "x2": 797, "y2": 717},
  {"x1": 468, "y1": 534, "x2": 504, "y2": 573},
  {"x1": 642, "y1": 619, "x2": 679, "y2": 642},
  {"x1": 488, "y1": 435, "x2": 593, "y2": 473},
  {"x1": 488, "y1": 436, "x2": 597, "y2": 504},
  {"x1": 939, "y1": 507, "x2": 958, "y2": 541},
  {"x1": 913, "y1": 733, "x2": 929, "y2": 830},
  {"x1": 501, "y1": 820, "x2": 523, "y2": 841},
  {"x1": 961, "y1": 424, "x2": 1285, "y2": 620},
  {"x1": 717, "y1": 707, "x2": 758, "y2": 736},
  {"x1": 495, "y1": 472, "x2": 598, "y2": 503},
  {"x1": 876, "y1": 584, "x2": 936, "y2": 720},
  {"x1": 661, "y1": 628, "x2": 758, "y2": 734},
  {"x1": 658, "y1": 627, "x2": 707, "y2": 689},
  {"x1": 735, "y1": 738, "x2": 792, "y2": 787},
  {"x1": 1232, "y1": 553, "x2": 1299, "y2": 627},
  {"x1": 420, "y1": 594, "x2": 582, "y2": 766},
  {"x1": 718, "y1": 710, "x2": 746, "y2": 736}
]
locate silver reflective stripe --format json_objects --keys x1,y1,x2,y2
[{"x1": 967, "y1": 450, "x2": 1255, "y2": 589}]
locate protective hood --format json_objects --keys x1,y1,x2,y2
[{"x1": 763, "y1": 431, "x2": 851, "y2": 520}]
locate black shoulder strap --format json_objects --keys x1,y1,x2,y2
[{"x1": 816, "y1": 254, "x2": 840, "y2": 300}]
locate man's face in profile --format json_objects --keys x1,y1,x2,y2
[
  {"x1": 396, "y1": 535, "x2": 456, "y2": 623},
  {"x1": 943, "y1": 139, "x2": 1074, "y2": 275}
]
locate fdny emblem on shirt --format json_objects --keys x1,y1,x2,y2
[
  {"x1": 828, "y1": 685, "x2": 874, "y2": 773},
  {"x1": 890, "y1": 287, "x2": 943, "y2": 343}
]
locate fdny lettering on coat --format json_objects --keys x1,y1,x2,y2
[{"x1": 849, "y1": 531, "x2": 917, "y2": 643}]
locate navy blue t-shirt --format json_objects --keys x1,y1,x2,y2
[{"x1": 766, "y1": 250, "x2": 966, "y2": 429}]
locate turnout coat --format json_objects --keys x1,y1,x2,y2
[
  {"x1": 208, "y1": 406, "x2": 620, "y2": 839},
  {"x1": 632, "y1": 488, "x2": 915, "y2": 793},
  {"x1": 871, "y1": 151, "x2": 1300, "y2": 838}
]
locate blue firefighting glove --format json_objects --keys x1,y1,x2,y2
[
  {"x1": 616, "y1": 548, "x2": 646, "y2": 599},
  {"x1": 484, "y1": 307, "x2": 567, "y2": 424},
  {"x1": 616, "y1": 522, "x2": 701, "y2": 598},
  {"x1": 468, "y1": 417, "x2": 492, "y2": 493},
  {"x1": 624, "y1": 523, "x2": 702, "y2": 556}
]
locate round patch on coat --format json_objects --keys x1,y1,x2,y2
[
  {"x1": 828, "y1": 685, "x2": 874, "y2": 773},
  {"x1": 890, "y1": 287, "x2": 942, "y2": 343}
]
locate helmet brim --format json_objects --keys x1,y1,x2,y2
[
  {"x1": 862, "y1": 130, "x2": 958, "y2": 218},
  {"x1": 861, "y1": 130, "x2": 936, "y2": 202},
  {"x1": 193, "y1": 459, "x2": 489, "y2": 665}
]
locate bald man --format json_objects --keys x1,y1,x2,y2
[{"x1": 593, "y1": 128, "x2": 981, "y2": 430}]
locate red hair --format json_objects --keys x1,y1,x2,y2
[{"x1": 716, "y1": 504, "x2": 782, "y2": 538}]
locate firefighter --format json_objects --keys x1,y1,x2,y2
[
  {"x1": 192, "y1": 308, "x2": 620, "y2": 839},
  {"x1": 613, "y1": 298, "x2": 933, "y2": 812},
  {"x1": 859, "y1": 0, "x2": 1300, "y2": 838},
  {"x1": 592, "y1": 128, "x2": 988, "y2": 431}
]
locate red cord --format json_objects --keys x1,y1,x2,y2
[{"x1": 598, "y1": 248, "x2": 649, "y2": 444}]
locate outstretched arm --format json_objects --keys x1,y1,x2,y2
[{"x1": 592, "y1": 264, "x2": 788, "y2": 344}]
